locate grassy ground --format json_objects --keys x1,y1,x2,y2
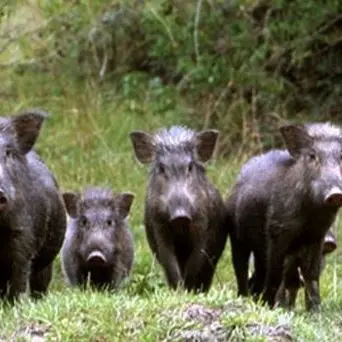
[{"x1": 0, "y1": 70, "x2": 342, "y2": 342}]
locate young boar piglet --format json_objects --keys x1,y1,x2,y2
[
  {"x1": 130, "y1": 126, "x2": 228, "y2": 293},
  {"x1": 61, "y1": 187, "x2": 135, "y2": 290},
  {"x1": 226, "y1": 122, "x2": 342, "y2": 311},
  {"x1": 0, "y1": 109, "x2": 67, "y2": 302}
]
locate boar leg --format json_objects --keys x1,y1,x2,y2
[
  {"x1": 262, "y1": 237, "x2": 287, "y2": 308},
  {"x1": 182, "y1": 247, "x2": 216, "y2": 293},
  {"x1": 159, "y1": 247, "x2": 183, "y2": 289},
  {"x1": 30, "y1": 263, "x2": 53, "y2": 299},
  {"x1": 8, "y1": 259, "x2": 31, "y2": 303},
  {"x1": 275, "y1": 280, "x2": 288, "y2": 307},
  {"x1": 155, "y1": 237, "x2": 182, "y2": 289},
  {"x1": 282, "y1": 261, "x2": 301, "y2": 309},
  {"x1": 250, "y1": 248, "x2": 267, "y2": 299},
  {"x1": 230, "y1": 235, "x2": 250, "y2": 297},
  {"x1": 69, "y1": 269, "x2": 88, "y2": 289},
  {"x1": 300, "y1": 242, "x2": 323, "y2": 311},
  {"x1": 0, "y1": 274, "x2": 9, "y2": 298}
]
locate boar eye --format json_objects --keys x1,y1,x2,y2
[
  {"x1": 308, "y1": 151, "x2": 317, "y2": 162},
  {"x1": 4, "y1": 147, "x2": 12, "y2": 158},
  {"x1": 79, "y1": 216, "x2": 88, "y2": 227},
  {"x1": 106, "y1": 219, "x2": 113, "y2": 227}
]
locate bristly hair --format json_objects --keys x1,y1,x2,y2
[
  {"x1": 0, "y1": 117, "x2": 25, "y2": 151},
  {"x1": 80, "y1": 187, "x2": 115, "y2": 209},
  {"x1": 306, "y1": 122, "x2": 342, "y2": 141},
  {"x1": 239, "y1": 149, "x2": 291, "y2": 182},
  {"x1": 0, "y1": 117, "x2": 15, "y2": 134},
  {"x1": 0, "y1": 117, "x2": 9, "y2": 128},
  {"x1": 153, "y1": 126, "x2": 196, "y2": 154}
]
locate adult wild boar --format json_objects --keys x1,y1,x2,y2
[
  {"x1": 0, "y1": 109, "x2": 66, "y2": 301},
  {"x1": 130, "y1": 126, "x2": 228, "y2": 293},
  {"x1": 226, "y1": 123, "x2": 342, "y2": 310}
]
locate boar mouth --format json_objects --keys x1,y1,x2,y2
[
  {"x1": 324, "y1": 186, "x2": 342, "y2": 207},
  {"x1": 86, "y1": 250, "x2": 108, "y2": 268}
]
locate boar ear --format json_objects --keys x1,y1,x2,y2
[
  {"x1": 323, "y1": 234, "x2": 337, "y2": 255},
  {"x1": 129, "y1": 131, "x2": 155, "y2": 164},
  {"x1": 116, "y1": 192, "x2": 135, "y2": 219},
  {"x1": 11, "y1": 109, "x2": 48, "y2": 154},
  {"x1": 280, "y1": 124, "x2": 313, "y2": 159},
  {"x1": 63, "y1": 192, "x2": 80, "y2": 218},
  {"x1": 195, "y1": 129, "x2": 219, "y2": 162}
]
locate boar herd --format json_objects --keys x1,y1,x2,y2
[{"x1": 0, "y1": 109, "x2": 341, "y2": 312}]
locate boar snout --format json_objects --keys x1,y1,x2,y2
[
  {"x1": 323, "y1": 232, "x2": 337, "y2": 255},
  {"x1": 167, "y1": 187, "x2": 194, "y2": 229},
  {"x1": 324, "y1": 186, "x2": 342, "y2": 206},
  {"x1": 170, "y1": 207, "x2": 192, "y2": 229},
  {"x1": 86, "y1": 250, "x2": 107, "y2": 268},
  {"x1": 0, "y1": 189, "x2": 9, "y2": 211}
]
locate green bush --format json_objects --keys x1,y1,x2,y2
[{"x1": 2, "y1": 0, "x2": 342, "y2": 155}]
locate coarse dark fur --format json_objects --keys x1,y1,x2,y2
[
  {"x1": 0, "y1": 109, "x2": 67, "y2": 302},
  {"x1": 61, "y1": 187, "x2": 135, "y2": 290},
  {"x1": 130, "y1": 126, "x2": 228, "y2": 293},
  {"x1": 226, "y1": 122, "x2": 342, "y2": 311}
]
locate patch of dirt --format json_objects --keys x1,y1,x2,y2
[
  {"x1": 178, "y1": 321, "x2": 230, "y2": 342},
  {"x1": 223, "y1": 302, "x2": 249, "y2": 315},
  {"x1": 246, "y1": 322, "x2": 293, "y2": 342},
  {"x1": 171, "y1": 303, "x2": 294, "y2": 342},
  {"x1": 12, "y1": 322, "x2": 51, "y2": 342},
  {"x1": 171, "y1": 304, "x2": 229, "y2": 341},
  {"x1": 182, "y1": 304, "x2": 222, "y2": 324}
]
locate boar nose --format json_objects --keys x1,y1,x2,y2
[
  {"x1": 324, "y1": 186, "x2": 342, "y2": 206},
  {"x1": 86, "y1": 250, "x2": 107, "y2": 268},
  {"x1": 0, "y1": 189, "x2": 8, "y2": 211},
  {"x1": 170, "y1": 208, "x2": 192, "y2": 228},
  {"x1": 323, "y1": 235, "x2": 337, "y2": 255}
]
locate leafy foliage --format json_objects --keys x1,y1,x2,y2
[{"x1": 2, "y1": 0, "x2": 342, "y2": 156}]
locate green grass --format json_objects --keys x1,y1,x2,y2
[
  {"x1": 0, "y1": 68, "x2": 342, "y2": 342},
  {"x1": 2, "y1": 2, "x2": 342, "y2": 341}
]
